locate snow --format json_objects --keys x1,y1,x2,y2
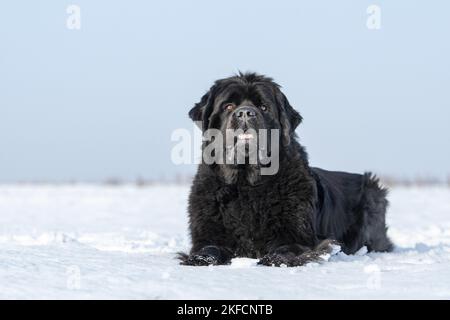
[{"x1": 0, "y1": 184, "x2": 449, "y2": 299}]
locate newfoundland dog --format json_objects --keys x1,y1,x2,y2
[{"x1": 179, "y1": 72, "x2": 393, "y2": 267}]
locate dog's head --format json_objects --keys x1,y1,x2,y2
[{"x1": 189, "y1": 72, "x2": 302, "y2": 183}]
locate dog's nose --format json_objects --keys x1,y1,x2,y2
[{"x1": 234, "y1": 106, "x2": 257, "y2": 120}]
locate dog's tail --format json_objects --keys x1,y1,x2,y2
[{"x1": 361, "y1": 172, "x2": 394, "y2": 252}]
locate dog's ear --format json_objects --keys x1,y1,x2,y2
[
  {"x1": 277, "y1": 91, "x2": 303, "y2": 146},
  {"x1": 188, "y1": 87, "x2": 215, "y2": 131}
]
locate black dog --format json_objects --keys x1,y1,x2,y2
[{"x1": 180, "y1": 72, "x2": 393, "y2": 267}]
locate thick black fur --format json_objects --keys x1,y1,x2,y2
[{"x1": 180, "y1": 72, "x2": 393, "y2": 267}]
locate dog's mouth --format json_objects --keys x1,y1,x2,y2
[
  {"x1": 224, "y1": 119, "x2": 267, "y2": 155},
  {"x1": 234, "y1": 130, "x2": 258, "y2": 148},
  {"x1": 237, "y1": 132, "x2": 255, "y2": 141},
  {"x1": 231, "y1": 130, "x2": 259, "y2": 159},
  {"x1": 222, "y1": 126, "x2": 274, "y2": 167}
]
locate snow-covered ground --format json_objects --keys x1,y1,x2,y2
[{"x1": 0, "y1": 184, "x2": 449, "y2": 299}]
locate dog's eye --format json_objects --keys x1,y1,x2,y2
[
  {"x1": 224, "y1": 103, "x2": 235, "y2": 111},
  {"x1": 260, "y1": 104, "x2": 268, "y2": 111}
]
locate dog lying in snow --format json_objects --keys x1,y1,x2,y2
[{"x1": 179, "y1": 72, "x2": 393, "y2": 267}]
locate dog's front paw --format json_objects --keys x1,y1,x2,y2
[
  {"x1": 258, "y1": 253, "x2": 296, "y2": 267},
  {"x1": 179, "y1": 253, "x2": 219, "y2": 266}
]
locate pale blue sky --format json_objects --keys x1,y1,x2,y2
[{"x1": 0, "y1": 1, "x2": 449, "y2": 182}]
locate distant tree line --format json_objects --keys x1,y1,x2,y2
[{"x1": 5, "y1": 174, "x2": 449, "y2": 187}]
